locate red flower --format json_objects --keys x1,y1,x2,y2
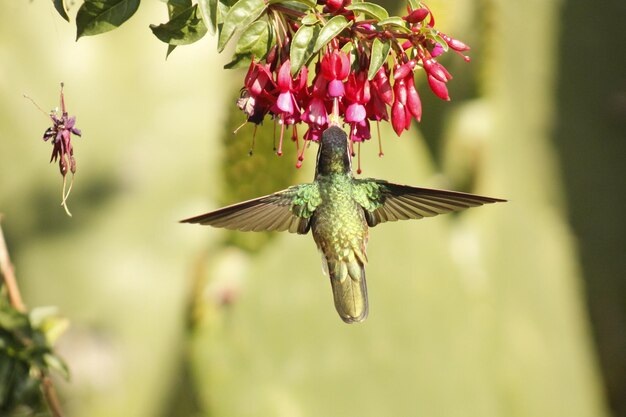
[{"x1": 321, "y1": 50, "x2": 351, "y2": 98}]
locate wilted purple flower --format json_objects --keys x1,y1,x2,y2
[{"x1": 29, "y1": 83, "x2": 82, "y2": 216}]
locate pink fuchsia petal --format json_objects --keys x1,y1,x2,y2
[
  {"x1": 404, "y1": 8, "x2": 429, "y2": 24},
  {"x1": 345, "y1": 72, "x2": 370, "y2": 103},
  {"x1": 393, "y1": 61, "x2": 416, "y2": 81},
  {"x1": 277, "y1": 92, "x2": 294, "y2": 113},
  {"x1": 277, "y1": 60, "x2": 293, "y2": 91},
  {"x1": 423, "y1": 59, "x2": 450, "y2": 83},
  {"x1": 404, "y1": 106, "x2": 412, "y2": 130},
  {"x1": 391, "y1": 101, "x2": 406, "y2": 136},
  {"x1": 427, "y1": 74, "x2": 450, "y2": 100},
  {"x1": 325, "y1": 0, "x2": 344, "y2": 12},
  {"x1": 295, "y1": 66, "x2": 308, "y2": 90},
  {"x1": 321, "y1": 50, "x2": 350, "y2": 81},
  {"x1": 406, "y1": 77, "x2": 422, "y2": 121},
  {"x1": 352, "y1": 119, "x2": 371, "y2": 142},
  {"x1": 312, "y1": 74, "x2": 329, "y2": 98},
  {"x1": 345, "y1": 103, "x2": 366, "y2": 122},
  {"x1": 445, "y1": 37, "x2": 470, "y2": 51},
  {"x1": 244, "y1": 59, "x2": 257, "y2": 87},
  {"x1": 366, "y1": 92, "x2": 388, "y2": 121},
  {"x1": 375, "y1": 67, "x2": 393, "y2": 105},
  {"x1": 304, "y1": 126, "x2": 324, "y2": 142},
  {"x1": 337, "y1": 51, "x2": 351, "y2": 79},
  {"x1": 328, "y1": 79, "x2": 345, "y2": 97},
  {"x1": 431, "y1": 43, "x2": 444, "y2": 57},
  {"x1": 304, "y1": 97, "x2": 328, "y2": 126},
  {"x1": 393, "y1": 78, "x2": 408, "y2": 105}
]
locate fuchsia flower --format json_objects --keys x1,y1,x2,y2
[
  {"x1": 229, "y1": 2, "x2": 471, "y2": 171},
  {"x1": 271, "y1": 60, "x2": 308, "y2": 155},
  {"x1": 321, "y1": 50, "x2": 351, "y2": 98},
  {"x1": 273, "y1": 60, "x2": 300, "y2": 116},
  {"x1": 303, "y1": 71, "x2": 329, "y2": 128},
  {"x1": 29, "y1": 83, "x2": 82, "y2": 216},
  {"x1": 238, "y1": 60, "x2": 276, "y2": 124},
  {"x1": 44, "y1": 112, "x2": 81, "y2": 176},
  {"x1": 344, "y1": 72, "x2": 370, "y2": 123}
]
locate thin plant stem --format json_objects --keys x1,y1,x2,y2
[{"x1": 0, "y1": 216, "x2": 26, "y2": 312}]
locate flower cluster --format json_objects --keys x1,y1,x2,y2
[{"x1": 231, "y1": 1, "x2": 470, "y2": 170}]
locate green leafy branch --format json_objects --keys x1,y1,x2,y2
[{"x1": 0, "y1": 218, "x2": 69, "y2": 417}]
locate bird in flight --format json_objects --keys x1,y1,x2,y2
[{"x1": 182, "y1": 126, "x2": 505, "y2": 323}]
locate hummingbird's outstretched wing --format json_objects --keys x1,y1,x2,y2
[
  {"x1": 354, "y1": 180, "x2": 505, "y2": 227},
  {"x1": 180, "y1": 184, "x2": 321, "y2": 234}
]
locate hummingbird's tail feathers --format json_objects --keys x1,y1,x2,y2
[{"x1": 327, "y1": 256, "x2": 368, "y2": 324}]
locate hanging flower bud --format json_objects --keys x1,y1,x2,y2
[
  {"x1": 374, "y1": 66, "x2": 393, "y2": 105},
  {"x1": 393, "y1": 60, "x2": 417, "y2": 81},
  {"x1": 405, "y1": 76, "x2": 422, "y2": 122},
  {"x1": 391, "y1": 101, "x2": 406, "y2": 136},
  {"x1": 427, "y1": 74, "x2": 450, "y2": 101},
  {"x1": 404, "y1": 8, "x2": 429, "y2": 24},
  {"x1": 431, "y1": 43, "x2": 444, "y2": 57}
]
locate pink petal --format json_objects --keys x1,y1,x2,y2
[
  {"x1": 328, "y1": 79, "x2": 345, "y2": 97},
  {"x1": 277, "y1": 60, "x2": 293, "y2": 91},
  {"x1": 345, "y1": 103, "x2": 366, "y2": 123},
  {"x1": 277, "y1": 92, "x2": 294, "y2": 113},
  {"x1": 427, "y1": 74, "x2": 450, "y2": 100}
]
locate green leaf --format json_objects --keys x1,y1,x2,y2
[
  {"x1": 235, "y1": 20, "x2": 271, "y2": 59},
  {"x1": 407, "y1": 0, "x2": 420, "y2": 10},
  {"x1": 313, "y1": 15, "x2": 351, "y2": 53},
  {"x1": 368, "y1": 37, "x2": 390, "y2": 80},
  {"x1": 76, "y1": 0, "x2": 140, "y2": 39},
  {"x1": 301, "y1": 12, "x2": 318, "y2": 26},
  {"x1": 432, "y1": 33, "x2": 449, "y2": 52},
  {"x1": 167, "y1": 0, "x2": 192, "y2": 16},
  {"x1": 166, "y1": 44, "x2": 177, "y2": 58},
  {"x1": 268, "y1": 0, "x2": 316, "y2": 8},
  {"x1": 224, "y1": 53, "x2": 253, "y2": 69},
  {"x1": 218, "y1": 0, "x2": 267, "y2": 52},
  {"x1": 52, "y1": 0, "x2": 69, "y2": 21},
  {"x1": 150, "y1": 4, "x2": 208, "y2": 46},
  {"x1": 198, "y1": 0, "x2": 219, "y2": 34},
  {"x1": 44, "y1": 353, "x2": 70, "y2": 380},
  {"x1": 290, "y1": 24, "x2": 319, "y2": 75},
  {"x1": 271, "y1": 0, "x2": 310, "y2": 13},
  {"x1": 345, "y1": 2, "x2": 388, "y2": 21},
  {"x1": 377, "y1": 16, "x2": 411, "y2": 33}
]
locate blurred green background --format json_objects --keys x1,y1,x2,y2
[{"x1": 0, "y1": 0, "x2": 624, "y2": 416}]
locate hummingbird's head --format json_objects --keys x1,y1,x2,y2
[{"x1": 315, "y1": 126, "x2": 351, "y2": 176}]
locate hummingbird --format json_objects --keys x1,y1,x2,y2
[{"x1": 182, "y1": 126, "x2": 505, "y2": 323}]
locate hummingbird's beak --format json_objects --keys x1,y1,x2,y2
[{"x1": 328, "y1": 97, "x2": 341, "y2": 127}]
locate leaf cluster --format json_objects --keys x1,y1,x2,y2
[
  {"x1": 54, "y1": 0, "x2": 448, "y2": 63},
  {"x1": 0, "y1": 297, "x2": 68, "y2": 416}
]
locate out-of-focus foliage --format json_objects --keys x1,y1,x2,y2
[
  {"x1": 0, "y1": 1, "x2": 620, "y2": 417},
  {"x1": 0, "y1": 296, "x2": 68, "y2": 416},
  {"x1": 219, "y1": 91, "x2": 301, "y2": 253}
]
